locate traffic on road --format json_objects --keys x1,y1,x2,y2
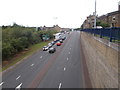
[
  {"x1": 43, "y1": 32, "x2": 67, "y2": 53},
  {"x1": 2, "y1": 31, "x2": 85, "y2": 89}
]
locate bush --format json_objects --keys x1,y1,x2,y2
[{"x1": 2, "y1": 43, "x2": 15, "y2": 60}]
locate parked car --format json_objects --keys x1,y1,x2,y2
[
  {"x1": 49, "y1": 47, "x2": 56, "y2": 53},
  {"x1": 56, "y1": 42, "x2": 61, "y2": 46},
  {"x1": 43, "y1": 46, "x2": 49, "y2": 51}
]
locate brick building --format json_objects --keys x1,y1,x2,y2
[
  {"x1": 97, "y1": 2, "x2": 120, "y2": 27},
  {"x1": 39, "y1": 25, "x2": 61, "y2": 32},
  {"x1": 82, "y1": 15, "x2": 96, "y2": 29},
  {"x1": 82, "y1": 2, "x2": 120, "y2": 29}
]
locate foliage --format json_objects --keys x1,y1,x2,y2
[
  {"x1": 96, "y1": 20, "x2": 110, "y2": 28},
  {"x1": 2, "y1": 23, "x2": 57, "y2": 60},
  {"x1": 74, "y1": 28, "x2": 81, "y2": 31}
]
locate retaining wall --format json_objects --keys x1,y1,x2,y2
[{"x1": 80, "y1": 32, "x2": 119, "y2": 88}]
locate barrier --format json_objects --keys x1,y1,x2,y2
[{"x1": 81, "y1": 27, "x2": 120, "y2": 42}]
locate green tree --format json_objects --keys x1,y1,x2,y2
[{"x1": 96, "y1": 20, "x2": 110, "y2": 28}]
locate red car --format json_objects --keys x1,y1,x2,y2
[{"x1": 56, "y1": 42, "x2": 61, "y2": 46}]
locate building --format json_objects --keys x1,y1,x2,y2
[
  {"x1": 38, "y1": 25, "x2": 61, "y2": 32},
  {"x1": 82, "y1": 14, "x2": 96, "y2": 29},
  {"x1": 82, "y1": 2, "x2": 120, "y2": 28},
  {"x1": 97, "y1": 2, "x2": 120, "y2": 27}
]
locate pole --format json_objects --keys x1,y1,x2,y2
[{"x1": 94, "y1": 0, "x2": 96, "y2": 28}]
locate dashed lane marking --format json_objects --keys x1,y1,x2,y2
[
  {"x1": 31, "y1": 64, "x2": 34, "y2": 66},
  {"x1": 40, "y1": 56, "x2": 43, "y2": 58},
  {"x1": 69, "y1": 52, "x2": 70, "y2": 54},
  {"x1": 15, "y1": 83, "x2": 22, "y2": 90},
  {"x1": 0, "y1": 82, "x2": 4, "y2": 86},
  {"x1": 64, "y1": 67, "x2": 66, "y2": 71},
  {"x1": 67, "y1": 58, "x2": 69, "y2": 61},
  {"x1": 58, "y1": 83, "x2": 62, "y2": 89},
  {"x1": 16, "y1": 76, "x2": 21, "y2": 80}
]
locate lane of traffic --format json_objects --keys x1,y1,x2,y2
[
  {"x1": 37, "y1": 32, "x2": 82, "y2": 88},
  {"x1": 2, "y1": 32, "x2": 71, "y2": 88}
]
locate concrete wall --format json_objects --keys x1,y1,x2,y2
[{"x1": 80, "y1": 32, "x2": 119, "y2": 88}]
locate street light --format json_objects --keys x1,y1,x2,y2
[{"x1": 94, "y1": 0, "x2": 97, "y2": 28}]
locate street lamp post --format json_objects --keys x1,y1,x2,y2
[{"x1": 94, "y1": 0, "x2": 97, "y2": 28}]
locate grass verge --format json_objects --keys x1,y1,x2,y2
[{"x1": 2, "y1": 40, "x2": 52, "y2": 72}]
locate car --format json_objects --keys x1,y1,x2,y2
[
  {"x1": 59, "y1": 39, "x2": 63, "y2": 43},
  {"x1": 43, "y1": 46, "x2": 49, "y2": 51},
  {"x1": 56, "y1": 42, "x2": 61, "y2": 46},
  {"x1": 51, "y1": 41, "x2": 55, "y2": 45},
  {"x1": 67, "y1": 32, "x2": 70, "y2": 34},
  {"x1": 49, "y1": 47, "x2": 56, "y2": 53},
  {"x1": 62, "y1": 36, "x2": 66, "y2": 40},
  {"x1": 48, "y1": 43, "x2": 52, "y2": 48}
]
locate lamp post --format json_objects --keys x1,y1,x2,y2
[{"x1": 94, "y1": 0, "x2": 97, "y2": 28}]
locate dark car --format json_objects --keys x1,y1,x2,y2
[
  {"x1": 49, "y1": 47, "x2": 56, "y2": 53},
  {"x1": 59, "y1": 39, "x2": 63, "y2": 43}
]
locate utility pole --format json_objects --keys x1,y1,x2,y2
[{"x1": 94, "y1": 0, "x2": 96, "y2": 28}]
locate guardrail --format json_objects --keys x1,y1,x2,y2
[{"x1": 80, "y1": 27, "x2": 120, "y2": 42}]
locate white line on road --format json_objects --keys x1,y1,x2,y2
[
  {"x1": 69, "y1": 52, "x2": 70, "y2": 54},
  {"x1": 58, "y1": 83, "x2": 62, "y2": 89},
  {"x1": 0, "y1": 82, "x2": 4, "y2": 86},
  {"x1": 67, "y1": 58, "x2": 69, "y2": 61},
  {"x1": 31, "y1": 64, "x2": 34, "y2": 66},
  {"x1": 70, "y1": 48, "x2": 71, "y2": 50},
  {"x1": 64, "y1": 67, "x2": 66, "y2": 71},
  {"x1": 15, "y1": 83, "x2": 22, "y2": 90},
  {"x1": 40, "y1": 56, "x2": 43, "y2": 58},
  {"x1": 16, "y1": 76, "x2": 21, "y2": 80}
]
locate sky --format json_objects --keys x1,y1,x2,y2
[{"x1": 0, "y1": 0, "x2": 119, "y2": 28}]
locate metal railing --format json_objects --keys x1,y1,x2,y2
[{"x1": 81, "y1": 27, "x2": 120, "y2": 42}]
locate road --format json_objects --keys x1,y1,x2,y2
[{"x1": 2, "y1": 31, "x2": 85, "y2": 89}]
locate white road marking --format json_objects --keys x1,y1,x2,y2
[
  {"x1": 67, "y1": 58, "x2": 69, "y2": 60},
  {"x1": 69, "y1": 52, "x2": 70, "y2": 54},
  {"x1": 16, "y1": 76, "x2": 21, "y2": 80},
  {"x1": 70, "y1": 48, "x2": 71, "y2": 50},
  {"x1": 64, "y1": 67, "x2": 66, "y2": 71},
  {"x1": 58, "y1": 83, "x2": 62, "y2": 89},
  {"x1": 31, "y1": 64, "x2": 34, "y2": 66},
  {"x1": 0, "y1": 82, "x2": 4, "y2": 86},
  {"x1": 15, "y1": 83, "x2": 22, "y2": 90},
  {"x1": 40, "y1": 56, "x2": 43, "y2": 58}
]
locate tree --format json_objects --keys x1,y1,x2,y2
[{"x1": 96, "y1": 20, "x2": 110, "y2": 28}]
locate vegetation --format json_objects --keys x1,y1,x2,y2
[
  {"x1": 2, "y1": 23, "x2": 58, "y2": 61},
  {"x1": 74, "y1": 28, "x2": 81, "y2": 31},
  {"x1": 2, "y1": 41, "x2": 52, "y2": 71},
  {"x1": 96, "y1": 20, "x2": 110, "y2": 28}
]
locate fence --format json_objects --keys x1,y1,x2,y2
[{"x1": 81, "y1": 27, "x2": 120, "y2": 43}]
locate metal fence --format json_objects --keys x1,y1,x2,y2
[{"x1": 81, "y1": 27, "x2": 120, "y2": 42}]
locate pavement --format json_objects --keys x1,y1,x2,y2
[{"x1": 1, "y1": 31, "x2": 86, "y2": 89}]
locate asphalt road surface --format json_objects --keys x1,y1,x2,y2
[{"x1": 2, "y1": 31, "x2": 85, "y2": 89}]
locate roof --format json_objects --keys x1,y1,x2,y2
[{"x1": 107, "y1": 10, "x2": 120, "y2": 16}]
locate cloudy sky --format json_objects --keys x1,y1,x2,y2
[{"x1": 0, "y1": 0, "x2": 119, "y2": 28}]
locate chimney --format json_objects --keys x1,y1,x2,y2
[{"x1": 118, "y1": 1, "x2": 120, "y2": 11}]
